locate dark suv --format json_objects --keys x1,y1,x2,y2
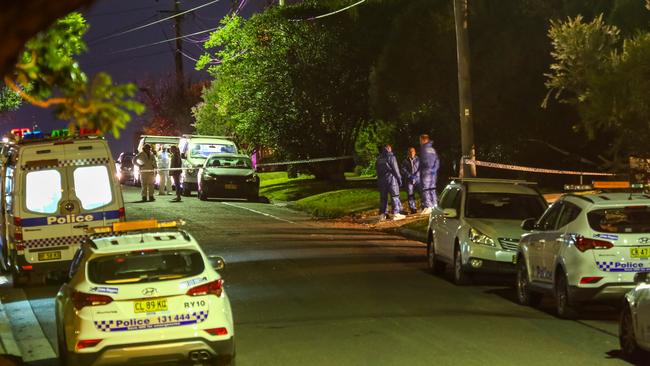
[{"x1": 115, "y1": 152, "x2": 135, "y2": 184}]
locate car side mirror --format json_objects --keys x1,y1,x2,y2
[
  {"x1": 521, "y1": 218, "x2": 537, "y2": 231},
  {"x1": 209, "y1": 255, "x2": 226, "y2": 271},
  {"x1": 634, "y1": 272, "x2": 649, "y2": 285},
  {"x1": 443, "y1": 208, "x2": 457, "y2": 218}
]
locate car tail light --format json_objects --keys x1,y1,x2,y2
[
  {"x1": 16, "y1": 243, "x2": 25, "y2": 251},
  {"x1": 187, "y1": 279, "x2": 223, "y2": 297},
  {"x1": 575, "y1": 236, "x2": 613, "y2": 252},
  {"x1": 13, "y1": 217, "x2": 21, "y2": 226},
  {"x1": 76, "y1": 339, "x2": 102, "y2": 350},
  {"x1": 72, "y1": 291, "x2": 113, "y2": 310},
  {"x1": 205, "y1": 327, "x2": 228, "y2": 336},
  {"x1": 118, "y1": 207, "x2": 126, "y2": 220},
  {"x1": 21, "y1": 265, "x2": 32, "y2": 270},
  {"x1": 14, "y1": 232, "x2": 22, "y2": 241},
  {"x1": 579, "y1": 276, "x2": 603, "y2": 284}
]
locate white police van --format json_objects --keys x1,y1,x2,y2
[
  {"x1": 178, "y1": 135, "x2": 238, "y2": 196},
  {"x1": 133, "y1": 135, "x2": 180, "y2": 185},
  {"x1": 0, "y1": 130, "x2": 125, "y2": 286}
]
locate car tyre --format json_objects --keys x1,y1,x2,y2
[
  {"x1": 426, "y1": 234, "x2": 446, "y2": 275},
  {"x1": 554, "y1": 270, "x2": 577, "y2": 319},
  {"x1": 199, "y1": 190, "x2": 208, "y2": 201},
  {"x1": 516, "y1": 257, "x2": 542, "y2": 307},
  {"x1": 182, "y1": 185, "x2": 192, "y2": 197},
  {"x1": 620, "y1": 304, "x2": 645, "y2": 362},
  {"x1": 453, "y1": 245, "x2": 471, "y2": 285},
  {"x1": 247, "y1": 194, "x2": 259, "y2": 203}
]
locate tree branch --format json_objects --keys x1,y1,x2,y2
[{"x1": 4, "y1": 76, "x2": 68, "y2": 108}]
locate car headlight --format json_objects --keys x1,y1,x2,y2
[
  {"x1": 469, "y1": 228, "x2": 495, "y2": 246},
  {"x1": 246, "y1": 174, "x2": 258, "y2": 183},
  {"x1": 203, "y1": 173, "x2": 216, "y2": 180}
]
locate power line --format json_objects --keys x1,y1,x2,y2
[
  {"x1": 84, "y1": 49, "x2": 172, "y2": 69},
  {"x1": 110, "y1": 27, "x2": 219, "y2": 54},
  {"x1": 90, "y1": 0, "x2": 222, "y2": 45},
  {"x1": 88, "y1": 14, "x2": 159, "y2": 45},
  {"x1": 292, "y1": 0, "x2": 367, "y2": 21},
  {"x1": 86, "y1": 5, "x2": 161, "y2": 18}
]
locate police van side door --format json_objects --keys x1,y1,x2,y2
[{"x1": 63, "y1": 141, "x2": 122, "y2": 236}]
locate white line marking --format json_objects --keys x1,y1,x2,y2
[
  {"x1": 221, "y1": 202, "x2": 297, "y2": 224},
  {"x1": 3, "y1": 290, "x2": 56, "y2": 361}
]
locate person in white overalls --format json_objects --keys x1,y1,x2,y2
[{"x1": 157, "y1": 145, "x2": 172, "y2": 195}]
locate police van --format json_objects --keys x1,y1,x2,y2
[
  {"x1": 133, "y1": 135, "x2": 180, "y2": 185},
  {"x1": 178, "y1": 135, "x2": 238, "y2": 196},
  {"x1": 0, "y1": 130, "x2": 125, "y2": 286}
]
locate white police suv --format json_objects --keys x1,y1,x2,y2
[
  {"x1": 55, "y1": 220, "x2": 235, "y2": 366},
  {"x1": 620, "y1": 272, "x2": 650, "y2": 362},
  {"x1": 516, "y1": 187, "x2": 650, "y2": 318}
]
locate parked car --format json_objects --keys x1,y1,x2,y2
[
  {"x1": 426, "y1": 178, "x2": 547, "y2": 285},
  {"x1": 198, "y1": 153, "x2": 259, "y2": 201},
  {"x1": 115, "y1": 152, "x2": 135, "y2": 184},
  {"x1": 516, "y1": 192, "x2": 650, "y2": 318},
  {"x1": 620, "y1": 272, "x2": 650, "y2": 362},
  {"x1": 179, "y1": 135, "x2": 238, "y2": 196}
]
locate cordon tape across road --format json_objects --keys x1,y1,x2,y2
[{"x1": 463, "y1": 158, "x2": 616, "y2": 176}]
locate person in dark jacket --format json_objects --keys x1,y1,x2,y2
[
  {"x1": 419, "y1": 134, "x2": 440, "y2": 215},
  {"x1": 401, "y1": 147, "x2": 420, "y2": 214},
  {"x1": 169, "y1": 145, "x2": 183, "y2": 202},
  {"x1": 376, "y1": 144, "x2": 405, "y2": 221}
]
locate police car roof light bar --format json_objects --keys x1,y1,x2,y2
[{"x1": 86, "y1": 219, "x2": 186, "y2": 235}]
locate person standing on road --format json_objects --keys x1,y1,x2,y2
[
  {"x1": 133, "y1": 144, "x2": 157, "y2": 202},
  {"x1": 419, "y1": 134, "x2": 439, "y2": 215},
  {"x1": 401, "y1": 147, "x2": 420, "y2": 215},
  {"x1": 169, "y1": 145, "x2": 183, "y2": 202},
  {"x1": 376, "y1": 144, "x2": 405, "y2": 221},
  {"x1": 157, "y1": 146, "x2": 171, "y2": 195}
]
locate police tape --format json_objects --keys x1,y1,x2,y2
[
  {"x1": 136, "y1": 155, "x2": 354, "y2": 173},
  {"x1": 463, "y1": 158, "x2": 616, "y2": 176}
]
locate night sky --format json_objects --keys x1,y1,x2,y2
[{"x1": 1, "y1": 0, "x2": 265, "y2": 157}]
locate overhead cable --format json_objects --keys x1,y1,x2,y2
[{"x1": 110, "y1": 27, "x2": 219, "y2": 54}]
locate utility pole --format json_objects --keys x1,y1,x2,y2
[
  {"x1": 453, "y1": 0, "x2": 476, "y2": 177},
  {"x1": 173, "y1": 0, "x2": 185, "y2": 91}
]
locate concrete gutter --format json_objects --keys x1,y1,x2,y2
[
  {"x1": 395, "y1": 227, "x2": 427, "y2": 243},
  {"x1": 0, "y1": 292, "x2": 21, "y2": 361}
]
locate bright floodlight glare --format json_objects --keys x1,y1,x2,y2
[
  {"x1": 74, "y1": 166, "x2": 113, "y2": 210},
  {"x1": 26, "y1": 170, "x2": 62, "y2": 214}
]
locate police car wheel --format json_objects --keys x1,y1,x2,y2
[
  {"x1": 427, "y1": 236, "x2": 445, "y2": 275},
  {"x1": 554, "y1": 271, "x2": 577, "y2": 319},
  {"x1": 516, "y1": 258, "x2": 542, "y2": 307},
  {"x1": 453, "y1": 245, "x2": 471, "y2": 285},
  {"x1": 620, "y1": 305, "x2": 644, "y2": 361}
]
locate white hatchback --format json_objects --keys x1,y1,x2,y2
[
  {"x1": 516, "y1": 193, "x2": 650, "y2": 318},
  {"x1": 55, "y1": 220, "x2": 235, "y2": 366},
  {"x1": 620, "y1": 272, "x2": 650, "y2": 362}
]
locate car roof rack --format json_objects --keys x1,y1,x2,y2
[
  {"x1": 449, "y1": 177, "x2": 537, "y2": 185},
  {"x1": 181, "y1": 134, "x2": 235, "y2": 140}
]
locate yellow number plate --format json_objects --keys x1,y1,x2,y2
[
  {"x1": 224, "y1": 184, "x2": 238, "y2": 190},
  {"x1": 37, "y1": 251, "x2": 61, "y2": 261},
  {"x1": 134, "y1": 299, "x2": 168, "y2": 313},
  {"x1": 631, "y1": 247, "x2": 650, "y2": 258}
]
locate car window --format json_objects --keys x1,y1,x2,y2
[
  {"x1": 556, "y1": 202, "x2": 581, "y2": 229},
  {"x1": 465, "y1": 193, "x2": 547, "y2": 220},
  {"x1": 69, "y1": 248, "x2": 85, "y2": 279},
  {"x1": 587, "y1": 206, "x2": 650, "y2": 233},
  {"x1": 190, "y1": 143, "x2": 236, "y2": 158},
  {"x1": 73, "y1": 166, "x2": 113, "y2": 210},
  {"x1": 207, "y1": 156, "x2": 252, "y2": 168},
  {"x1": 439, "y1": 187, "x2": 460, "y2": 210},
  {"x1": 25, "y1": 169, "x2": 62, "y2": 214},
  {"x1": 537, "y1": 201, "x2": 563, "y2": 231},
  {"x1": 87, "y1": 249, "x2": 205, "y2": 284}
]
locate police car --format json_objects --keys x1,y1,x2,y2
[
  {"x1": 55, "y1": 220, "x2": 235, "y2": 366},
  {"x1": 516, "y1": 182, "x2": 650, "y2": 318},
  {"x1": 620, "y1": 272, "x2": 650, "y2": 362}
]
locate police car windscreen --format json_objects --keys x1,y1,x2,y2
[
  {"x1": 207, "y1": 156, "x2": 251, "y2": 168},
  {"x1": 88, "y1": 250, "x2": 204, "y2": 284},
  {"x1": 465, "y1": 193, "x2": 547, "y2": 220},
  {"x1": 587, "y1": 206, "x2": 650, "y2": 233},
  {"x1": 190, "y1": 143, "x2": 236, "y2": 158}
]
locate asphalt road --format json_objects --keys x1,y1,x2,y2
[{"x1": 0, "y1": 186, "x2": 633, "y2": 365}]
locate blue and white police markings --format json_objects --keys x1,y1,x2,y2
[
  {"x1": 89, "y1": 286, "x2": 119, "y2": 294},
  {"x1": 596, "y1": 261, "x2": 650, "y2": 272},
  {"x1": 94, "y1": 311, "x2": 209, "y2": 332},
  {"x1": 179, "y1": 276, "x2": 208, "y2": 289}
]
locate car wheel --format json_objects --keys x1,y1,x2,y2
[
  {"x1": 453, "y1": 245, "x2": 471, "y2": 285},
  {"x1": 198, "y1": 190, "x2": 208, "y2": 201},
  {"x1": 182, "y1": 185, "x2": 192, "y2": 197},
  {"x1": 516, "y1": 258, "x2": 542, "y2": 307},
  {"x1": 620, "y1": 304, "x2": 645, "y2": 362},
  {"x1": 554, "y1": 270, "x2": 577, "y2": 319},
  {"x1": 426, "y1": 234, "x2": 446, "y2": 275},
  {"x1": 247, "y1": 194, "x2": 259, "y2": 202}
]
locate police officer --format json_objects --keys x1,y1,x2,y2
[
  {"x1": 157, "y1": 145, "x2": 171, "y2": 195},
  {"x1": 376, "y1": 144, "x2": 405, "y2": 221},
  {"x1": 419, "y1": 134, "x2": 439, "y2": 215},
  {"x1": 133, "y1": 144, "x2": 157, "y2": 202},
  {"x1": 401, "y1": 147, "x2": 420, "y2": 215},
  {"x1": 169, "y1": 145, "x2": 183, "y2": 202}
]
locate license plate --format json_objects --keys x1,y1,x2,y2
[
  {"x1": 37, "y1": 251, "x2": 61, "y2": 261},
  {"x1": 134, "y1": 299, "x2": 168, "y2": 313},
  {"x1": 631, "y1": 247, "x2": 650, "y2": 258},
  {"x1": 224, "y1": 183, "x2": 238, "y2": 190}
]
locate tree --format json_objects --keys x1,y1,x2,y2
[
  {"x1": 197, "y1": 5, "x2": 375, "y2": 181},
  {"x1": 3, "y1": 13, "x2": 144, "y2": 137}
]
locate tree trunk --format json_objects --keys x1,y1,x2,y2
[{"x1": 0, "y1": 0, "x2": 95, "y2": 78}]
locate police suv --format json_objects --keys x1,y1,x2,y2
[
  {"x1": 516, "y1": 184, "x2": 650, "y2": 318},
  {"x1": 0, "y1": 130, "x2": 125, "y2": 286},
  {"x1": 55, "y1": 219, "x2": 235, "y2": 366}
]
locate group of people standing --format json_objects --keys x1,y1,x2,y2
[
  {"x1": 376, "y1": 134, "x2": 439, "y2": 221},
  {"x1": 132, "y1": 144, "x2": 183, "y2": 202}
]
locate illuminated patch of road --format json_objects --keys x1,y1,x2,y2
[{"x1": 221, "y1": 202, "x2": 297, "y2": 225}]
